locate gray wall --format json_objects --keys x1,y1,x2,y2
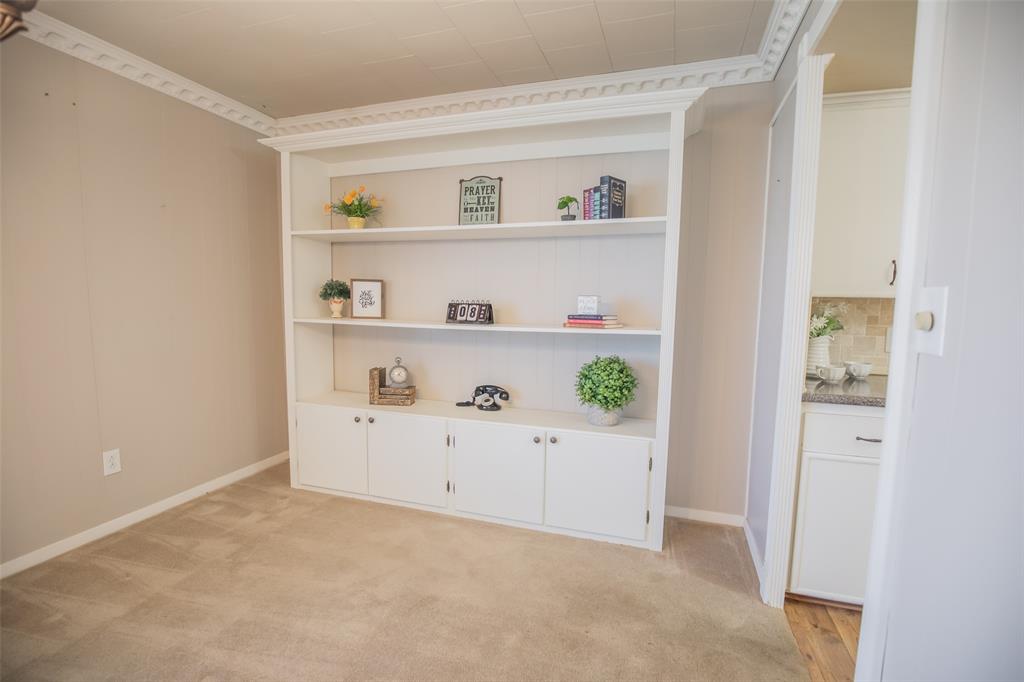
[{"x1": 1, "y1": 36, "x2": 288, "y2": 564}]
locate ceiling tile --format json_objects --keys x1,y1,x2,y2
[
  {"x1": 400, "y1": 28, "x2": 482, "y2": 68},
  {"x1": 543, "y1": 42, "x2": 612, "y2": 78},
  {"x1": 601, "y1": 12, "x2": 675, "y2": 57},
  {"x1": 363, "y1": 56, "x2": 445, "y2": 100},
  {"x1": 522, "y1": 3, "x2": 604, "y2": 50},
  {"x1": 431, "y1": 60, "x2": 503, "y2": 90},
  {"x1": 442, "y1": 0, "x2": 533, "y2": 45},
  {"x1": 610, "y1": 48, "x2": 674, "y2": 71},
  {"x1": 743, "y1": 0, "x2": 774, "y2": 53},
  {"x1": 495, "y1": 65, "x2": 557, "y2": 85},
  {"x1": 675, "y1": 21, "x2": 747, "y2": 63},
  {"x1": 674, "y1": 0, "x2": 753, "y2": 31},
  {"x1": 595, "y1": 0, "x2": 674, "y2": 24},
  {"x1": 363, "y1": 1, "x2": 456, "y2": 39},
  {"x1": 515, "y1": 0, "x2": 593, "y2": 16},
  {"x1": 473, "y1": 35, "x2": 550, "y2": 72},
  {"x1": 317, "y1": 24, "x2": 414, "y2": 64}
]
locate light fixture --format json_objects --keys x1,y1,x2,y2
[{"x1": 0, "y1": 0, "x2": 38, "y2": 42}]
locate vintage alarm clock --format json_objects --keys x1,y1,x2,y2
[{"x1": 388, "y1": 356, "x2": 410, "y2": 388}]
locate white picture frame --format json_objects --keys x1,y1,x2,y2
[{"x1": 350, "y1": 279, "x2": 384, "y2": 319}]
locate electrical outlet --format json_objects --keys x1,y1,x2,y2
[{"x1": 102, "y1": 448, "x2": 122, "y2": 476}]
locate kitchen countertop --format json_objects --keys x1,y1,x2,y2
[{"x1": 803, "y1": 374, "x2": 888, "y2": 408}]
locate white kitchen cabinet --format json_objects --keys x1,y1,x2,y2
[
  {"x1": 451, "y1": 421, "x2": 545, "y2": 524},
  {"x1": 545, "y1": 431, "x2": 650, "y2": 540},
  {"x1": 295, "y1": 402, "x2": 368, "y2": 494},
  {"x1": 790, "y1": 407, "x2": 882, "y2": 604},
  {"x1": 367, "y1": 411, "x2": 448, "y2": 508},
  {"x1": 812, "y1": 92, "x2": 909, "y2": 298}
]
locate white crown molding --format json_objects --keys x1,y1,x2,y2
[
  {"x1": 18, "y1": 0, "x2": 809, "y2": 140},
  {"x1": 271, "y1": 55, "x2": 763, "y2": 137},
  {"x1": 823, "y1": 88, "x2": 912, "y2": 110},
  {"x1": 758, "y1": 0, "x2": 813, "y2": 78},
  {"x1": 21, "y1": 11, "x2": 276, "y2": 135}
]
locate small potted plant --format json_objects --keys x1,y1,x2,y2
[
  {"x1": 319, "y1": 279, "x2": 351, "y2": 318},
  {"x1": 557, "y1": 195, "x2": 579, "y2": 221},
  {"x1": 325, "y1": 185, "x2": 381, "y2": 229},
  {"x1": 807, "y1": 304, "x2": 845, "y2": 375},
  {"x1": 576, "y1": 355, "x2": 638, "y2": 426}
]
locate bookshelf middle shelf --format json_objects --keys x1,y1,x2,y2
[{"x1": 292, "y1": 317, "x2": 662, "y2": 336}]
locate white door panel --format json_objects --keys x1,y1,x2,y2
[
  {"x1": 367, "y1": 411, "x2": 447, "y2": 508},
  {"x1": 452, "y1": 421, "x2": 545, "y2": 524},
  {"x1": 545, "y1": 432, "x2": 649, "y2": 540},
  {"x1": 295, "y1": 403, "x2": 368, "y2": 494}
]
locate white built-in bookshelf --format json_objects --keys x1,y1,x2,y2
[{"x1": 262, "y1": 90, "x2": 705, "y2": 550}]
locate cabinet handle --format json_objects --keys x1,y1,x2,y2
[
  {"x1": 889, "y1": 259, "x2": 897, "y2": 286},
  {"x1": 354, "y1": 416, "x2": 361, "y2": 423},
  {"x1": 549, "y1": 436, "x2": 558, "y2": 444},
  {"x1": 368, "y1": 417, "x2": 375, "y2": 424},
  {"x1": 856, "y1": 436, "x2": 882, "y2": 443},
  {"x1": 533, "y1": 436, "x2": 541, "y2": 444}
]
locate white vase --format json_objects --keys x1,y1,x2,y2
[
  {"x1": 586, "y1": 405, "x2": 623, "y2": 427},
  {"x1": 328, "y1": 298, "x2": 345, "y2": 318},
  {"x1": 806, "y1": 336, "x2": 832, "y2": 377}
]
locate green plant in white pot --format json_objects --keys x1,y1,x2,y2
[
  {"x1": 319, "y1": 279, "x2": 350, "y2": 318},
  {"x1": 576, "y1": 355, "x2": 638, "y2": 426},
  {"x1": 806, "y1": 304, "x2": 844, "y2": 376}
]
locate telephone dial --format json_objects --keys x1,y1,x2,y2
[{"x1": 456, "y1": 385, "x2": 510, "y2": 411}]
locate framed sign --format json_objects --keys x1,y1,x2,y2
[
  {"x1": 459, "y1": 175, "x2": 501, "y2": 225},
  {"x1": 350, "y1": 279, "x2": 384, "y2": 319}
]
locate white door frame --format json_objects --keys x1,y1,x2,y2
[
  {"x1": 855, "y1": 2, "x2": 948, "y2": 678},
  {"x1": 757, "y1": 44, "x2": 830, "y2": 607}
]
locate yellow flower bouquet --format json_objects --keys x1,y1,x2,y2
[{"x1": 324, "y1": 185, "x2": 381, "y2": 227}]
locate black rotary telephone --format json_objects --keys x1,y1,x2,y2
[{"x1": 456, "y1": 385, "x2": 510, "y2": 411}]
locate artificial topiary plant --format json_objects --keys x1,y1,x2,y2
[
  {"x1": 319, "y1": 279, "x2": 351, "y2": 301},
  {"x1": 575, "y1": 355, "x2": 638, "y2": 412}
]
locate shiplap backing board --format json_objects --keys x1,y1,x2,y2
[
  {"x1": 327, "y1": 151, "x2": 669, "y2": 228},
  {"x1": 322, "y1": 151, "x2": 668, "y2": 419}
]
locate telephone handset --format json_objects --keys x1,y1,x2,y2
[{"x1": 456, "y1": 385, "x2": 510, "y2": 411}]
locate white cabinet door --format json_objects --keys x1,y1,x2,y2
[
  {"x1": 544, "y1": 431, "x2": 650, "y2": 540},
  {"x1": 295, "y1": 402, "x2": 368, "y2": 494},
  {"x1": 790, "y1": 451, "x2": 880, "y2": 603},
  {"x1": 367, "y1": 411, "x2": 447, "y2": 508},
  {"x1": 452, "y1": 421, "x2": 545, "y2": 524},
  {"x1": 812, "y1": 100, "x2": 909, "y2": 298}
]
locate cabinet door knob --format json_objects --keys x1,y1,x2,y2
[
  {"x1": 549, "y1": 436, "x2": 558, "y2": 444},
  {"x1": 354, "y1": 416, "x2": 361, "y2": 423},
  {"x1": 889, "y1": 259, "x2": 897, "y2": 286},
  {"x1": 533, "y1": 436, "x2": 541, "y2": 444},
  {"x1": 368, "y1": 417, "x2": 375, "y2": 424},
  {"x1": 856, "y1": 436, "x2": 882, "y2": 443}
]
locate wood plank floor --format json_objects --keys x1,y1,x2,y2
[{"x1": 784, "y1": 598, "x2": 862, "y2": 681}]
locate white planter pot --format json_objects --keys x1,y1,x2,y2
[
  {"x1": 586, "y1": 405, "x2": 623, "y2": 427},
  {"x1": 806, "y1": 335, "x2": 833, "y2": 377},
  {"x1": 328, "y1": 298, "x2": 346, "y2": 318}
]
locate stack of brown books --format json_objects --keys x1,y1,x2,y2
[{"x1": 563, "y1": 314, "x2": 623, "y2": 329}]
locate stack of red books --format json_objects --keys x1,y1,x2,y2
[{"x1": 563, "y1": 314, "x2": 623, "y2": 329}]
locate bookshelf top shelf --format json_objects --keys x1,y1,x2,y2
[{"x1": 291, "y1": 217, "x2": 666, "y2": 243}]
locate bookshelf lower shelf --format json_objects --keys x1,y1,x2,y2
[
  {"x1": 299, "y1": 390, "x2": 657, "y2": 441},
  {"x1": 293, "y1": 317, "x2": 661, "y2": 336}
]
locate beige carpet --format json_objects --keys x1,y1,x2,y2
[{"x1": 1, "y1": 463, "x2": 806, "y2": 681}]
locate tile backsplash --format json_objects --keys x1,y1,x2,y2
[{"x1": 811, "y1": 297, "x2": 894, "y2": 375}]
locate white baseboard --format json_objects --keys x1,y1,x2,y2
[
  {"x1": 743, "y1": 518, "x2": 767, "y2": 594},
  {"x1": 664, "y1": 505, "x2": 745, "y2": 527},
  {"x1": 0, "y1": 451, "x2": 289, "y2": 579}
]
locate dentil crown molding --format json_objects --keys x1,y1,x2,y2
[
  {"x1": 21, "y1": 11, "x2": 276, "y2": 135},
  {"x1": 20, "y1": 0, "x2": 810, "y2": 139}
]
